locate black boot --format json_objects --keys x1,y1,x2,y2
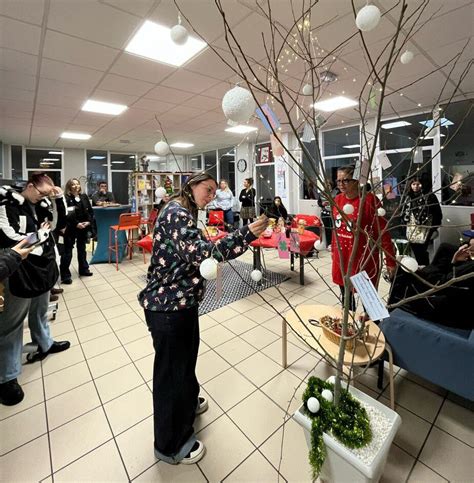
[
  {"x1": 0, "y1": 379, "x2": 24, "y2": 406},
  {"x1": 26, "y1": 341, "x2": 71, "y2": 364}
]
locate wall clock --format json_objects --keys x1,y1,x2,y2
[{"x1": 237, "y1": 158, "x2": 247, "y2": 172}]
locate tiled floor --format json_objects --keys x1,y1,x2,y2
[{"x1": 0, "y1": 249, "x2": 472, "y2": 482}]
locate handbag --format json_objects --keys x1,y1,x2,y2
[
  {"x1": 406, "y1": 213, "x2": 431, "y2": 244},
  {"x1": 9, "y1": 240, "x2": 59, "y2": 298}
]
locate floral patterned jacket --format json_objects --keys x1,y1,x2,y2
[{"x1": 138, "y1": 201, "x2": 257, "y2": 312}]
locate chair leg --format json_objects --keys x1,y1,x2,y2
[
  {"x1": 115, "y1": 230, "x2": 119, "y2": 271},
  {"x1": 108, "y1": 228, "x2": 112, "y2": 265}
]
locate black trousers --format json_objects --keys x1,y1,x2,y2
[
  {"x1": 321, "y1": 213, "x2": 333, "y2": 246},
  {"x1": 410, "y1": 242, "x2": 430, "y2": 266},
  {"x1": 145, "y1": 306, "x2": 200, "y2": 458},
  {"x1": 60, "y1": 230, "x2": 89, "y2": 281}
]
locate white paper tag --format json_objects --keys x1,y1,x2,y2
[
  {"x1": 413, "y1": 147, "x2": 423, "y2": 164},
  {"x1": 377, "y1": 152, "x2": 392, "y2": 170},
  {"x1": 350, "y1": 271, "x2": 390, "y2": 320}
]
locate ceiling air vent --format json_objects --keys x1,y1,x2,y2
[{"x1": 119, "y1": 139, "x2": 131, "y2": 144}]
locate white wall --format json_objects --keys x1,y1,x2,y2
[{"x1": 63, "y1": 148, "x2": 87, "y2": 189}]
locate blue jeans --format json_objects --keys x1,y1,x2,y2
[
  {"x1": 223, "y1": 209, "x2": 234, "y2": 228},
  {"x1": 0, "y1": 280, "x2": 53, "y2": 384}
]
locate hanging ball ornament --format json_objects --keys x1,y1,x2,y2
[
  {"x1": 154, "y1": 141, "x2": 170, "y2": 156},
  {"x1": 200, "y1": 258, "x2": 218, "y2": 280},
  {"x1": 307, "y1": 397, "x2": 320, "y2": 414},
  {"x1": 377, "y1": 207, "x2": 386, "y2": 217},
  {"x1": 155, "y1": 187, "x2": 167, "y2": 200},
  {"x1": 302, "y1": 83, "x2": 313, "y2": 96},
  {"x1": 222, "y1": 86, "x2": 256, "y2": 124},
  {"x1": 314, "y1": 240, "x2": 323, "y2": 250},
  {"x1": 343, "y1": 203, "x2": 355, "y2": 215},
  {"x1": 321, "y1": 389, "x2": 334, "y2": 403},
  {"x1": 356, "y1": 4, "x2": 381, "y2": 32},
  {"x1": 326, "y1": 375, "x2": 336, "y2": 385},
  {"x1": 400, "y1": 50, "x2": 414, "y2": 65},
  {"x1": 250, "y1": 269, "x2": 263, "y2": 282},
  {"x1": 400, "y1": 256, "x2": 419, "y2": 273},
  {"x1": 170, "y1": 24, "x2": 189, "y2": 45}
]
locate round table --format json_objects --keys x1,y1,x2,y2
[
  {"x1": 283, "y1": 304, "x2": 395, "y2": 409},
  {"x1": 90, "y1": 205, "x2": 131, "y2": 264}
]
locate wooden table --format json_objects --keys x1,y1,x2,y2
[{"x1": 283, "y1": 304, "x2": 395, "y2": 409}]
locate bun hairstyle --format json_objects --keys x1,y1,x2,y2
[
  {"x1": 245, "y1": 177, "x2": 254, "y2": 187},
  {"x1": 171, "y1": 171, "x2": 217, "y2": 218}
]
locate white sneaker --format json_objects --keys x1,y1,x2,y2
[
  {"x1": 196, "y1": 396, "x2": 208, "y2": 415},
  {"x1": 181, "y1": 440, "x2": 206, "y2": 464}
]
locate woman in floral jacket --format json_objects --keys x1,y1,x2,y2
[{"x1": 138, "y1": 172, "x2": 268, "y2": 466}]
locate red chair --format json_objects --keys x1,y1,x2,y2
[
  {"x1": 109, "y1": 213, "x2": 146, "y2": 270},
  {"x1": 142, "y1": 208, "x2": 159, "y2": 234},
  {"x1": 291, "y1": 214, "x2": 322, "y2": 236},
  {"x1": 208, "y1": 210, "x2": 225, "y2": 231}
]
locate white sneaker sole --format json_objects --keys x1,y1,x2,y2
[
  {"x1": 181, "y1": 441, "x2": 206, "y2": 464},
  {"x1": 196, "y1": 398, "x2": 208, "y2": 415}
]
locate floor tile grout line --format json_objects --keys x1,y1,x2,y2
[{"x1": 39, "y1": 359, "x2": 55, "y2": 483}]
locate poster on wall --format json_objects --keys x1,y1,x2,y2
[{"x1": 256, "y1": 143, "x2": 273, "y2": 164}]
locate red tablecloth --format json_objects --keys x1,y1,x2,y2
[
  {"x1": 137, "y1": 229, "x2": 227, "y2": 254},
  {"x1": 250, "y1": 230, "x2": 319, "y2": 256}
]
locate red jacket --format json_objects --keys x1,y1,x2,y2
[{"x1": 332, "y1": 192, "x2": 395, "y2": 287}]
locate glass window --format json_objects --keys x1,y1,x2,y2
[
  {"x1": 218, "y1": 147, "x2": 235, "y2": 193},
  {"x1": 111, "y1": 171, "x2": 130, "y2": 205},
  {"x1": 203, "y1": 150, "x2": 217, "y2": 179},
  {"x1": 11, "y1": 145, "x2": 23, "y2": 180},
  {"x1": 300, "y1": 140, "x2": 319, "y2": 199},
  {"x1": 86, "y1": 150, "x2": 108, "y2": 196},
  {"x1": 26, "y1": 148, "x2": 63, "y2": 170},
  {"x1": 323, "y1": 126, "x2": 360, "y2": 157},
  {"x1": 439, "y1": 99, "x2": 474, "y2": 206},
  {"x1": 256, "y1": 164, "x2": 275, "y2": 214},
  {"x1": 190, "y1": 154, "x2": 202, "y2": 171},
  {"x1": 379, "y1": 112, "x2": 434, "y2": 150},
  {"x1": 110, "y1": 153, "x2": 136, "y2": 170}
]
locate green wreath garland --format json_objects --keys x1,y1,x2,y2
[{"x1": 302, "y1": 376, "x2": 372, "y2": 478}]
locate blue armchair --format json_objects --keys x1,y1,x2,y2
[{"x1": 380, "y1": 309, "x2": 474, "y2": 401}]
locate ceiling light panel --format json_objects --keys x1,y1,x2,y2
[
  {"x1": 381, "y1": 121, "x2": 412, "y2": 129},
  {"x1": 170, "y1": 142, "x2": 194, "y2": 148},
  {"x1": 313, "y1": 96, "x2": 358, "y2": 112},
  {"x1": 61, "y1": 132, "x2": 91, "y2": 140},
  {"x1": 82, "y1": 99, "x2": 128, "y2": 115},
  {"x1": 225, "y1": 125, "x2": 258, "y2": 134},
  {"x1": 125, "y1": 20, "x2": 207, "y2": 67}
]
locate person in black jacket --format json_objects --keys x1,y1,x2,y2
[
  {"x1": 0, "y1": 239, "x2": 34, "y2": 281},
  {"x1": 265, "y1": 196, "x2": 289, "y2": 221},
  {"x1": 0, "y1": 173, "x2": 69, "y2": 406},
  {"x1": 401, "y1": 178, "x2": 442, "y2": 265},
  {"x1": 388, "y1": 239, "x2": 474, "y2": 329},
  {"x1": 60, "y1": 178, "x2": 95, "y2": 284},
  {"x1": 317, "y1": 179, "x2": 339, "y2": 248},
  {"x1": 239, "y1": 178, "x2": 256, "y2": 225}
]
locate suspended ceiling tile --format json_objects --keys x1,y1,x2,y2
[
  {"x1": 0, "y1": 69, "x2": 36, "y2": 91},
  {"x1": 0, "y1": 48, "x2": 38, "y2": 76},
  {"x1": 100, "y1": 0, "x2": 155, "y2": 18},
  {"x1": 92, "y1": 89, "x2": 139, "y2": 106},
  {"x1": 149, "y1": 0, "x2": 251, "y2": 44},
  {"x1": 34, "y1": 104, "x2": 78, "y2": 121},
  {"x1": 0, "y1": 0, "x2": 45, "y2": 25},
  {"x1": 0, "y1": 16, "x2": 41, "y2": 55},
  {"x1": 110, "y1": 52, "x2": 176, "y2": 84},
  {"x1": 146, "y1": 85, "x2": 195, "y2": 103},
  {"x1": 48, "y1": 0, "x2": 141, "y2": 49},
  {"x1": 184, "y1": 47, "x2": 239, "y2": 81},
  {"x1": 199, "y1": 81, "x2": 232, "y2": 100},
  {"x1": 74, "y1": 111, "x2": 118, "y2": 127},
  {"x1": 0, "y1": 86, "x2": 35, "y2": 103},
  {"x1": 160, "y1": 69, "x2": 220, "y2": 94},
  {"x1": 184, "y1": 94, "x2": 221, "y2": 111},
  {"x1": 97, "y1": 73, "x2": 155, "y2": 97},
  {"x1": 40, "y1": 58, "x2": 104, "y2": 88},
  {"x1": 43, "y1": 30, "x2": 119, "y2": 71},
  {"x1": 132, "y1": 97, "x2": 177, "y2": 113}
]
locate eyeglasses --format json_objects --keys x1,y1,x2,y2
[
  {"x1": 33, "y1": 185, "x2": 51, "y2": 197},
  {"x1": 201, "y1": 183, "x2": 216, "y2": 198},
  {"x1": 336, "y1": 178, "x2": 353, "y2": 185}
]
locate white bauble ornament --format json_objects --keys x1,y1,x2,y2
[
  {"x1": 377, "y1": 207, "x2": 386, "y2": 217},
  {"x1": 307, "y1": 397, "x2": 320, "y2": 414},
  {"x1": 321, "y1": 389, "x2": 333, "y2": 403},
  {"x1": 222, "y1": 86, "x2": 256, "y2": 123},
  {"x1": 314, "y1": 240, "x2": 323, "y2": 250},
  {"x1": 356, "y1": 5, "x2": 381, "y2": 32},
  {"x1": 200, "y1": 258, "x2": 218, "y2": 280},
  {"x1": 170, "y1": 24, "x2": 189, "y2": 45},
  {"x1": 250, "y1": 269, "x2": 263, "y2": 282},
  {"x1": 400, "y1": 256, "x2": 419, "y2": 273},
  {"x1": 326, "y1": 375, "x2": 336, "y2": 385},
  {"x1": 155, "y1": 187, "x2": 167, "y2": 199},
  {"x1": 343, "y1": 203, "x2": 354, "y2": 215},
  {"x1": 302, "y1": 83, "x2": 313, "y2": 96},
  {"x1": 154, "y1": 141, "x2": 169, "y2": 156},
  {"x1": 400, "y1": 50, "x2": 414, "y2": 65}
]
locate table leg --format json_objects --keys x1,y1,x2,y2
[
  {"x1": 253, "y1": 247, "x2": 261, "y2": 271},
  {"x1": 282, "y1": 317, "x2": 287, "y2": 368},
  {"x1": 299, "y1": 254, "x2": 304, "y2": 285},
  {"x1": 290, "y1": 252, "x2": 294, "y2": 271},
  {"x1": 386, "y1": 343, "x2": 395, "y2": 410}
]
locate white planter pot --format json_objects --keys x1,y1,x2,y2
[{"x1": 293, "y1": 385, "x2": 401, "y2": 483}]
